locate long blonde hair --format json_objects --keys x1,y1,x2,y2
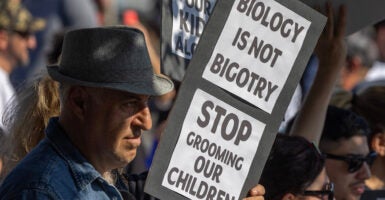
[{"x1": 0, "y1": 71, "x2": 60, "y2": 178}]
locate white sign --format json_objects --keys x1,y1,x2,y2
[
  {"x1": 202, "y1": 0, "x2": 310, "y2": 113},
  {"x1": 162, "y1": 89, "x2": 265, "y2": 199},
  {"x1": 171, "y1": 0, "x2": 217, "y2": 59}
]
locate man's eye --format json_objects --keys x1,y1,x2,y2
[
  {"x1": 123, "y1": 101, "x2": 137, "y2": 107},
  {"x1": 122, "y1": 100, "x2": 148, "y2": 110}
]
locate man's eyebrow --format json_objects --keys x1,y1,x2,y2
[{"x1": 122, "y1": 93, "x2": 149, "y2": 101}]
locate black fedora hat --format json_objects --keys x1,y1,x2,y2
[{"x1": 47, "y1": 26, "x2": 173, "y2": 96}]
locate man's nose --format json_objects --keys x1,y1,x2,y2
[
  {"x1": 132, "y1": 106, "x2": 152, "y2": 131},
  {"x1": 27, "y1": 35, "x2": 37, "y2": 49},
  {"x1": 356, "y1": 162, "x2": 371, "y2": 180}
]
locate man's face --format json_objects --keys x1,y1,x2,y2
[
  {"x1": 83, "y1": 87, "x2": 152, "y2": 169},
  {"x1": 324, "y1": 136, "x2": 371, "y2": 200},
  {"x1": 7, "y1": 31, "x2": 36, "y2": 66}
]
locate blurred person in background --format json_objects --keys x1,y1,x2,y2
[
  {"x1": 9, "y1": 0, "x2": 98, "y2": 88},
  {"x1": 259, "y1": 134, "x2": 333, "y2": 200},
  {"x1": 0, "y1": 72, "x2": 59, "y2": 181},
  {"x1": 0, "y1": 0, "x2": 45, "y2": 131},
  {"x1": 340, "y1": 28, "x2": 378, "y2": 91},
  {"x1": 364, "y1": 20, "x2": 385, "y2": 82}
]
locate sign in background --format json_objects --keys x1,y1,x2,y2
[
  {"x1": 146, "y1": 0, "x2": 326, "y2": 199},
  {"x1": 171, "y1": 0, "x2": 216, "y2": 60},
  {"x1": 161, "y1": 0, "x2": 217, "y2": 81}
]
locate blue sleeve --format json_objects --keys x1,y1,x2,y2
[{"x1": 1, "y1": 189, "x2": 58, "y2": 200}]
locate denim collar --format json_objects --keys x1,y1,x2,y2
[{"x1": 45, "y1": 117, "x2": 102, "y2": 191}]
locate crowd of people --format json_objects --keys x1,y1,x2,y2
[{"x1": 0, "y1": 0, "x2": 385, "y2": 199}]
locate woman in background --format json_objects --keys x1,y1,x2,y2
[{"x1": 260, "y1": 134, "x2": 333, "y2": 200}]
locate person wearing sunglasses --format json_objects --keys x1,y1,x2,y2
[
  {"x1": 259, "y1": 134, "x2": 334, "y2": 200},
  {"x1": 318, "y1": 106, "x2": 372, "y2": 200},
  {"x1": 0, "y1": 0, "x2": 45, "y2": 131},
  {"x1": 326, "y1": 85, "x2": 385, "y2": 196},
  {"x1": 347, "y1": 86, "x2": 385, "y2": 191}
]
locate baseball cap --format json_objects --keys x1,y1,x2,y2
[{"x1": 0, "y1": 0, "x2": 45, "y2": 34}]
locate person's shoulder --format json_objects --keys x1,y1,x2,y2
[
  {"x1": 353, "y1": 79, "x2": 385, "y2": 94},
  {"x1": 0, "y1": 158, "x2": 62, "y2": 199},
  {"x1": 0, "y1": 158, "x2": 76, "y2": 199},
  {"x1": 361, "y1": 189, "x2": 385, "y2": 200},
  {"x1": 0, "y1": 139, "x2": 72, "y2": 195},
  {"x1": 116, "y1": 171, "x2": 159, "y2": 200}
]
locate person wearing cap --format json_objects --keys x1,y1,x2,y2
[
  {"x1": 0, "y1": 26, "x2": 265, "y2": 199},
  {"x1": 0, "y1": 0, "x2": 45, "y2": 130}
]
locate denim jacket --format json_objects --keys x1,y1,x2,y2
[{"x1": 0, "y1": 117, "x2": 123, "y2": 200}]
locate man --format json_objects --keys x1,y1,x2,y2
[
  {"x1": 0, "y1": 0, "x2": 45, "y2": 130},
  {"x1": 0, "y1": 26, "x2": 264, "y2": 199},
  {"x1": 319, "y1": 106, "x2": 374, "y2": 200}
]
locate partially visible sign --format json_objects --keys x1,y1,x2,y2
[
  {"x1": 171, "y1": 0, "x2": 216, "y2": 59},
  {"x1": 162, "y1": 0, "x2": 217, "y2": 81}
]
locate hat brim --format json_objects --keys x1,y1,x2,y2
[{"x1": 47, "y1": 65, "x2": 174, "y2": 96}]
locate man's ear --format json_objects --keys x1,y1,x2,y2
[
  {"x1": 371, "y1": 132, "x2": 385, "y2": 156},
  {"x1": 281, "y1": 193, "x2": 296, "y2": 200},
  {"x1": 0, "y1": 30, "x2": 8, "y2": 50},
  {"x1": 67, "y1": 86, "x2": 88, "y2": 121}
]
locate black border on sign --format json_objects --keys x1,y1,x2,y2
[{"x1": 146, "y1": 0, "x2": 326, "y2": 199}]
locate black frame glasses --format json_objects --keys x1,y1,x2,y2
[
  {"x1": 303, "y1": 182, "x2": 334, "y2": 200},
  {"x1": 323, "y1": 151, "x2": 377, "y2": 173}
]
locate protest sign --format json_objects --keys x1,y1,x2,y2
[
  {"x1": 161, "y1": 0, "x2": 217, "y2": 81},
  {"x1": 145, "y1": 0, "x2": 326, "y2": 199}
]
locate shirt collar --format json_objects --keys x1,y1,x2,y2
[{"x1": 45, "y1": 117, "x2": 102, "y2": 190}]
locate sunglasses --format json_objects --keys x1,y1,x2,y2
[
  {"x1": 11, "y1": 30, "x2": 32, "y2": 39},
  {"x1": 303, "y1": 182, "x2": 334, "y2": 200},
  {"x1": 323, "y1": 151, "x2": 377, "y2": 173}
]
